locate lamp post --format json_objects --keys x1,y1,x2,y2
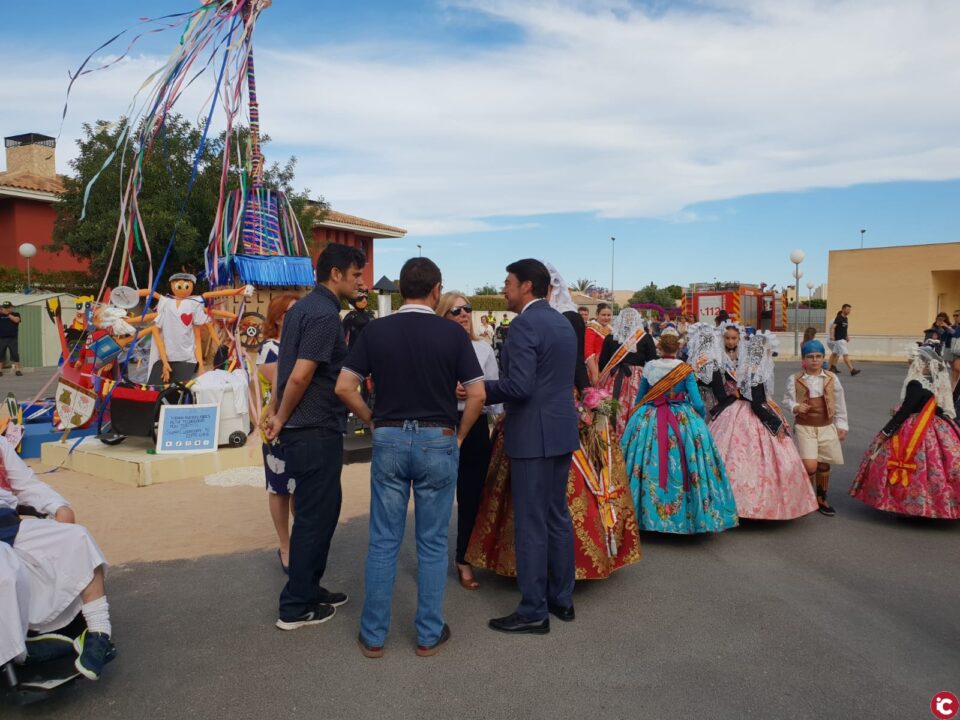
[
  {"x1": 789, "y1": 249, "x2": 806, "y2": 356},
  {"x1": 417, "y1": 244, "x2": 422, "y2": 257},
  {"x1": 610, "y1": 236, "x2": 616, "y2": 304},
  {"x1": 806, "y1": 281, "x2": 815, "y2": 328},
  {"x1": 860, "y1": 228, "x2": 865, "y2": 248},
  {"x1": 18, "y1": 243, "x2": 37, "y2": 294}
]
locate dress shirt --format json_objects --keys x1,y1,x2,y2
[{"x1": 783, "y1": 371, "x2": 848, "y2": 431}]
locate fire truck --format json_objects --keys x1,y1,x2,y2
[{"x1": 681, "y1": 282, "x2": 788, "y2": 331}]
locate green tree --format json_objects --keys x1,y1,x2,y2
[
  {"x1": 628, "y1": 282, "x2": 678, "y2": 309},
  {"x1": 571, "y1": 278, "x2": 595, "y2": 293},
  {"x1": 474, "y1": 284, "x2": 501, "y2": 295},
  {"x1": 53, "y1": 115, "x2": 325, "y2": 285}
]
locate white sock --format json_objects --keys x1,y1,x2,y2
[{"x1": 81, "y1": 597, "x2": 112, "y2": 637}]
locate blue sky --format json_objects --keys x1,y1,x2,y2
[{"x1": 2, "y1": 0, "x2": 959, "y2": 293}]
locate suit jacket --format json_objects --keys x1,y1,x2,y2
[{"x1": 486, "y1": 300, "x2": 580, "y2": 459}]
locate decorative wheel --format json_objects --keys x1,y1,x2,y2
[
  {"x1": 238, "y1": 312, "x2": 265, "y2": 351},
  {"x1": 227, "y1": 430, "x2": 246, "y2": 447}
]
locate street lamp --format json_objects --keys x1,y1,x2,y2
[
  {"x1": 860, "y1": 228, "x2": 865, "y2": 248},
  {"x1": 18, "y1": 243, "x2": 37, "y2": 294},
  {"x1": 610, "y1": 236, "x2": 616, "y2": 303},
  {"x1": 806, "y1": 281, "x2": 815, "y2": 328},
  {"x1": 417, "y1": 244, "x2": 422, "y2": 257},
  {"x1": 789, "y1": 249, "x2": 806, "y2": 356}
]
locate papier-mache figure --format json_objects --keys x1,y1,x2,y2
[{"x1": 139, "y1": 273, "x2": 252, "y2": 384}]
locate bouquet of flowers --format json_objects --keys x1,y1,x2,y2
[{"x1": 577, "y1": 388, "x2": 621, "y2": 456}]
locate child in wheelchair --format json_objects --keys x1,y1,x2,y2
[{"x1": 1, "y1": 436, "x2": 116, "y2": 690}]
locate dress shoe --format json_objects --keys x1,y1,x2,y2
[
  {"x1": 488, "y1": 612, "x2": 550, "y2": 634},
  {"x1": 548, "y1": 603, "x2": 575, "y2": 622}
]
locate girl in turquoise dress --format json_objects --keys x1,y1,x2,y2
[{"x1": 620, "y1": 329, "x2": 738, "y2": 534}]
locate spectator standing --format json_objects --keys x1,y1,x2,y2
[
  {"x1": 336, "y1": 258, "x2": 485, "y2": 658},
  {"x1": 0, "y1": 302, "x2": 23, "y2": 376},
  {"x1": 436, "y1": 291, "x2": 501, "y2": 591},
  {"x1": 264, "y1": 243, "x2": 366, "y2": 631},
  {"x1": 577, "y1": 306, "x2": 590, "y2": 324},
  {"x1": 828, "y1": 304, "x2": 861, "y2": 375},
  {"x1": 342, "y1": 289, "x2": 375, "y2": 351},
  {"x1": 478, "y1": 315, "x2": 495, "y2": 344},
  {"x1": 257, "y1": 292, "x2": 302, "y2": 573}
]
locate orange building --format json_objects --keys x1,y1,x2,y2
[
  {"x1": 0, "y1": 133, "x2": 83, "y2": 273},
  {"x1": 311, "y1": 210, "x2": 406, "y2": 288}
]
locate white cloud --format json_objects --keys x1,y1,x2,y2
[{"x1": 3, "y1": 0, "x2": 959, "y2": 235}]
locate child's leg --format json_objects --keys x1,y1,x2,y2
[{"x1": 815, "y1": 462, "x2": 836, "y2": 516}]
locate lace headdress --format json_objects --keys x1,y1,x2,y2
[
  {"x1": 686, "y1": 322, "x2": 723, "y2": 384},
  {"x1": 544, "y1": 262, "x2": 578, "y2": 314},
  {"x1": 903, "y1": 344, "x2": 956, "y2": 418},
  {"x1": 612, "y1": 308, "x2": 645, "y2": 344},
  {"x1": 737, "y1": 331, "x2": 779, "y2": 401}
]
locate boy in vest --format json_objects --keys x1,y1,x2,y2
[{"x1": 783, "y1": 340, "x2": 849, "y2": 515}]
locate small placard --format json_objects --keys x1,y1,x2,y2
[{"x1": 155, "y1": 403, "x2": 220, "y2": 454}]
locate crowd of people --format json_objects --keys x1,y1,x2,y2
[
  {"x1": 253, "y1": 244, "x2": 960, "y2": 655},
  {"x1": 2, "y1": 243, "x2": 958, "y2": 679}
]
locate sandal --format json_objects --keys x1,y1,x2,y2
[{"x1": 456, "y1": 563, "x2": 479, "y2": 590}]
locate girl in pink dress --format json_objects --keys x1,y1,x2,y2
[
  {"x1": 708, "y1": 330, "x2": 818, "y2": 520},
  {"x1": 850, "y1": 344, "x2": 960, "y2": 518}
]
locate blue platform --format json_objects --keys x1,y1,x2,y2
[{"x1": 19, "y1": 423, "x2": 98, "y2": 459}]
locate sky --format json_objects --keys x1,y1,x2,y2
[{"x1": 2, "y1": 0, "x2": 959, "y2": 294}]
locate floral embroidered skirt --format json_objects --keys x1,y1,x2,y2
[
  {"x1": 620, "y1": 401, "x2": 738, "y2": 534},
  {"x1": 849, "y1": 413, "x2": 960, "y2": 519},
  {"x1": 709, "y1": 401, "x2": 817, "y2": 520},
  {"x1": 465, "y1": 424, "x2": 642, "y2": 580},
  {"x1": 597, "y1": 367, "x2": 643, "y2": 440}
]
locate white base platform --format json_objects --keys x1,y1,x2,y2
[{"x1": 40, "y1": 435, "x2": 260, "y2": 487}]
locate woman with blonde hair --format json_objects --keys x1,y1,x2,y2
[
  {"x1": 436, "y1": 291, "x2": 500, "y2": 589},
  {"x1": 258, "y1": 292, "x2": 301, "y2": 573}
]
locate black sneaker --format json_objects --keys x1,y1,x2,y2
[
  {"x1": 817, "y1": 498, "x2": 837, "y2": 517},
  {"x1": 828, "y1": 365, "x2": 839, "y2": 373},
  {"x1": 275, "y1": 603, "x2": 336, "y2": 631},
  {"x1": 25, "y1": 633, "x2": 75, "y2": 665},
  {"x1": 317, "y1": 587, "x2": 348, "y2": 607},
  {"x1": 850, "y1": 368, "x2": 861, "y2": 376},
  {"x1": 73, "y1": 630, "x2": 116, "y2": 680}
]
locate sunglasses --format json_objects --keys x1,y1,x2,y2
[{"x1": 448, "y1": 305, "x2": 473, "y2": 316}]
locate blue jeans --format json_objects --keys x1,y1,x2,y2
[{"x1": 360, "y1": 423, "x2": 459, "y2": 647}]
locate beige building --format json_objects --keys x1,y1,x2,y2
[{"x1": 828, "y1": 242, "x2": 960, "y2": 357}]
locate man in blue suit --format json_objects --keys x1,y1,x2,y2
[{"x1": 486, "y1": 259, "x2": 580, "y2": 634}]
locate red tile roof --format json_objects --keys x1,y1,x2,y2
[
  {"x1": 0, "y1": 170, "x2": 64, "y2": 195},
  {"x1": 319, "y1": 209, "x2": 406, "y2": 235}
]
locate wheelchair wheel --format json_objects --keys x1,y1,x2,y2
[
  {"x1": 150, "y1": 384, "x2": 194, "y2": 443},
  {"x1": 97, "y1": 415, "x2": 126, "y2": 446}
]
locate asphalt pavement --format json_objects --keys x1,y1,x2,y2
[{"x1": 6, "y1": 362, "x2": 959, "y2": 719}]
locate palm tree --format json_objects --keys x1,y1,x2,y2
[{"x1": 571, "y1": 277, "x2": 595, "y2": 293}]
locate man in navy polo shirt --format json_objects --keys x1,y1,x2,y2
[
  {"x1": 336, "y1": 257, "x2": 485, "y2": 658},
  {"x1": 264, "y1": 243, "x2": 365, "y2": 631}
]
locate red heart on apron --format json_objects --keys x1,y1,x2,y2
[{"x1": 180, "y1": 313, "x2": 193, "y2": 326}]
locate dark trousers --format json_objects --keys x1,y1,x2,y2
[
  {"x1": 510, "y1": 453, "x2": 575, "y2": 620},
  {"x1": 455, "y1": 416, "x2": 492, "y2": 564},
  {"x1": 278, "y1": 429, "x2": 344, "y2": 618}
]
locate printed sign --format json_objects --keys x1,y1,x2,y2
[
  {"x1": 697, "y1": 294, "x2": 724, "y2": 322},
  {"x1": 155, "y1": 403, "x2": 220, "y2": 454},
  {"x1": 55, "y1": 378, "x2": 98, "y2": 429}
]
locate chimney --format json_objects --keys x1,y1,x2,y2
[{"x1": 4, "y1": 133, "x2": 56, "y2": 178}]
